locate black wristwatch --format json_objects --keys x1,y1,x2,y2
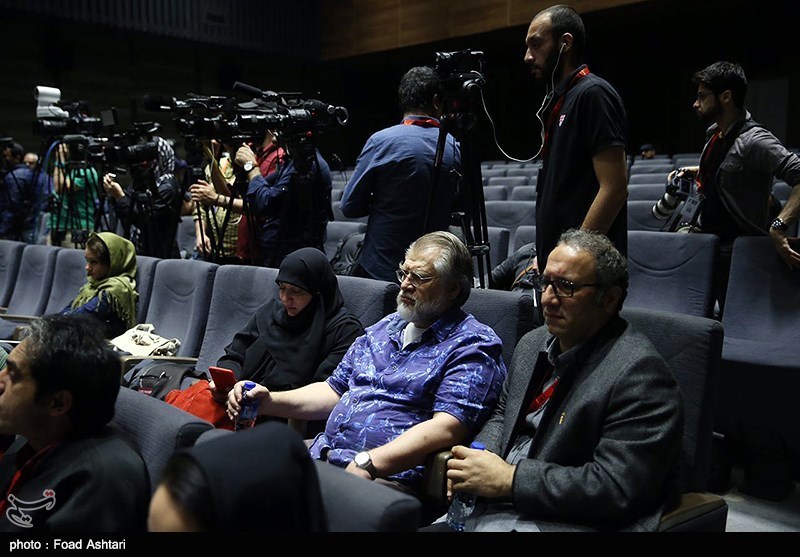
[
  {"x1": 770, "y1": 217, "x2": 789, "y2": 233},
  {"x1": 354, "y1": 451, "x2": 377, "y2": 479}
]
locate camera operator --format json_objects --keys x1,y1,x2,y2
[
  {"x1": 234, "y1": 133, "x2": 332, "y2": 269},
  {"x1": 674, "y1": 62, "x2": 800, "y2": 312},
  {"x1": 524, "y1": 5, "x2": 628, "y2": 274},
  {"x1": 0, "y1": 142, "x2": 48, "y2": 243},
  {"x1": 189, "y1": 131, "x2": 285, "y2": 264},
  {"x1": 339, "y1": 65, "x2": 461, "y2": 282},
  {"x1": 50, "y1": 143, "x2": 100, "y2": 247},
  {"x1": 102, "y1": 136, "x2": 181, "y2": 259}
]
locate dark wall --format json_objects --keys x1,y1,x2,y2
[
  {"x1": 2, "y1": 0, "x2": 797, "y2": 169},
  {"x1": 318, "y1": 0, "x2": 800, "y2": 165}
]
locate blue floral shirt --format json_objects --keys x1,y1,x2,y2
[{"x1": 309, "y1": 307, "x2": 507, "y2": 487}]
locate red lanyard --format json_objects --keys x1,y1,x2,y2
[
  {"x1": 697, "y1": 130, "x2": 722, "y2": 193},
  {"x1": 402, "y1": 117, "x2": 441, "y2": 129},
  {"x1": 0, "y1": 443, "x2": 57, "y2": 515},
  {"x1": 527, "y1": 375, "x2": 560, "y2": 414},
  {"x1": 541, "y1": 66, "x2": 591, "y2": 159}
]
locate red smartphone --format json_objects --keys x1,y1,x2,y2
[{"x1": 208, "y1": 366, "x2": 237, "y2": 392}]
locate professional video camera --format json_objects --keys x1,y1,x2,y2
[
  {"x1": 32, "y1": 86, "x2": 103, "y2": 139},
  {"x1": 433, "y1": 50, "x2": 486, "y2": 113},
  {"x1": 144, "y1": 83, "x2": 348, "y2": 144},
  {"x1": 652, "y1": 172, "x2": 705, "y2": 232},
  {"x1": 58, "y1": 107, "x2": 161, "y2": 172}
]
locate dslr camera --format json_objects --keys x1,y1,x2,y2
[{"x1": 652, "y1": 171, "x2": 705, "y2": 232}]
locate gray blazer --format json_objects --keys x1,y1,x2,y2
[{"x1": 475, "y1": 316, "x2": 683, "y2": 531}]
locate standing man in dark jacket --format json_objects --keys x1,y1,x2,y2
[{"x1": 667, "y1": 61, "x2": 800, "y2": 313}]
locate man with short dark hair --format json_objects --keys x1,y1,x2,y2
[
  {"x1": 340, "y1": 66, "x2": 461, "y2": 282},
  {"x1": 638, "y1": 143, "x2": 656, "y2": 160},
  {"x1": 0, "y1": 314, "x2": 149, "y2": 532},
  {"x1": 524, "y1": 5, "x2": 629, "y2": 273},
  {"x1": 668, "y1": 61, "x2": 800, "y2": 310},
  {"x1": 228, "y1": 231, "x2": 506, "y2": 497},
  {"x1": 426, "y1": 229, "x2": 683, "y2": 531}
]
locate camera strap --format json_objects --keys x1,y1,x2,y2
[{"x1": 541, "y1": 66, "x2": 590, "y2": 159}]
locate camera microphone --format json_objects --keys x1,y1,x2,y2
[
  {"x1": 142, "y1": 95, "x2": 177, "y2": 112},
  {"x1": 232, "y1": 82, "x2": 281, "y2": 102}
]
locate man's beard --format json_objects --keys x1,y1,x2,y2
[
  {"x1": 536, "y1": 47, "x2": 562, "y2": 85},
  {"x1": 697, "y1": 101, "x2": 722, "y2": 126},
  {"x1": 396, "y1": 291, "x2": 449, "y2": 326}
]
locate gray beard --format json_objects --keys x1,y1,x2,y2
[{"x1": 396, "y1": 292, "x2": 448, "y2": 326}]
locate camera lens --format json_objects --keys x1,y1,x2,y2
[{"x1": 652, "y1": 192, "x2": 679, "y2": 220}]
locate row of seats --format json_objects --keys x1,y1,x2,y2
[{"x1": 0, "y1": 240, "x2": 536, "y2": 372}]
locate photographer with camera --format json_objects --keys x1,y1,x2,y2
[
  {"x1": 339, "y1": 65, "x2": 461, "y2": 282},
  {"x1": 102, "y1": 136, "x2": 181, "y2": 259},
  {"x1": 525, "y1": 5, "x2": 629, "y2": 275},
  {"x1": 49, "y1": 142, "x2": 100, "y2": 247},
  {"x1": 670, "y1": 62, "x2": 800, "y2": 314},
  {"x1": 234, "y1": 134, "x2": 332, "y2": 269}
]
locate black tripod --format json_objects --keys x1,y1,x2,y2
[{"x1": 426, "y1": 104, "x2": 491, "y2": 288}]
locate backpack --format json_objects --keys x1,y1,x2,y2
[
  {"x1": 329, "y1": 231, "x2": 365, "y2": 276},
  {"x1": 124, "y1": 360, "x2": 206, "y2": 401}
]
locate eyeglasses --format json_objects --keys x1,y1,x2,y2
[
  {"x1": 396, "y1": 268, "x2": 435, "y2": 288},
  {"x1": 532, "y1": 274, "x2": 601, "y2": 298}
]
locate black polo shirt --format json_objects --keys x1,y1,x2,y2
[{"x1": 535, "y1": 65, "x2": 628, "y2": 270}]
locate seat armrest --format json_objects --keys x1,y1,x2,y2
[
  {"x1": 658, "y1": 492, "x2": 728, "y2": 531},
  {"x1": 0, "y1": 314, "x2": 36, "y2": 323},
  {"x1": 419, "y1": 450, "x2": 452, "y2": 506}
]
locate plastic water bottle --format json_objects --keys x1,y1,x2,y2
[
  {"x1": 446, "y1": 441, "x2": 486, "y2": 531},
  {"x1": 234, "y1": 381, "x2": 259, "y2": 431}
]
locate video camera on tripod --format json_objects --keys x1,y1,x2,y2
[
  {"x1": 433, "y1": 50, "x2": 486, "y2": 113},
  {"x1": 651, "y1": 171, "x2": 705, "y2": 232},
  {"x1": 32, "y1": 86, "x2": 103, "y2": 140}
]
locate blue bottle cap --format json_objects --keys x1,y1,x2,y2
[
  {"x1": 469, "y1": 441, "x2": 486, "y2": 450},
  {"x1": 243, "y1": 380, "x2": 257, "y2": 390}
]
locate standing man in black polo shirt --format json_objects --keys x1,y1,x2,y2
[{"x1": 525, "y1": 4, "x2": 628, "y2": 274}]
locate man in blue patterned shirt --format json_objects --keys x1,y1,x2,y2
[{"x1": 228, "y1": 231, "x2": 507, "y2": 495}]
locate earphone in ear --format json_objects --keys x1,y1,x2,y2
[{"x1": 560, "y1": 41, "x2": 567, "y2": 52}]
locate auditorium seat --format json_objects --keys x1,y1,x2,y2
[
  {"x1": 486, "y1": 226, "x2": 510, "y2": 271},
  {"x1": 336, "y1": 274, "x2": 399, "y2": 328},
  {"x1": 487, "y1": 176, "x2": 528, "y2": 188},
  {"x1": 110, "y1": 387, "x2": 213, "y2": 494},
  {"x1": 626, "y1": 231, "x2": 719, "y2": 318},
  {"x1": 628, "y1": 183, "x2": 668, "y2": 202},
  {"x1": 0, "y1": 240, "x2": 26, "y2": 309},
  {"x1": 135, "y1": 255, "x2": 161, "y2": 324},
  {"x1": 325, "y1": 221, "x2": 367, "y2": 260},
  {"x1": 175, "y1": 215, "x2": 196, "y2": 259},
  {"x1": 0, "y1": 245, "x2": 59, "y2": 338},
  {"x1": 332, "y1": 201, "x2": 368, "y2": 224},
  {"x1": 629, "y1": 163, "x2": 674, "y2": 176},
  {"x1": 482, "y1": 185, "x2": 509, "y2": 201},
  {"x1": 629, "y1": 173, "x2": 667, "y2": 185},
  {"x1": 140, "y1": 259, "x2": 217, "y2": 358},
  {"x1": 627, "y1": 200, "x2": 666, "y2": 232},
  {"x1": 513, "y1": 225, "x2": 536, "y2": 252},
  {"x1": 716, "y1": 236, "x2": 800, "y2": 498},
  {"x1": 462, "y1": 288, "x2": 536, "y2": 369},
  {"x1": 509, "y1": 185, "x2": 536, "y2": 201},
  {"x1": 484, "y1": 201, "x2": 536, "y2": 252}
]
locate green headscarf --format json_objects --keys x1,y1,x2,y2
[{"x1": 71, "y1": 232, "x2": 138, "y2": 330}]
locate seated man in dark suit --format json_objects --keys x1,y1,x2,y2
[
  {"x1": 0, "y1": 314, "x2": 149, "y2": 532},
  {"x1": 426, "y1": 228, "x2": 684, "y2": 531}
]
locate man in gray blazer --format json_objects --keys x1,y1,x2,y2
[{"x1": 432, "y1": 228, "x2": 684, "y2": 531}]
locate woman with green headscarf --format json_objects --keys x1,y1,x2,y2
[{"x1": 62, "y1": 232, "x2": 138, "y2": 338}]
